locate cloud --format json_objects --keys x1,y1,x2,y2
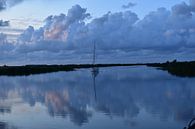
[
  {"x1": 0, "y1": 33, "x2": 7, "y2": 43},
  {"x1": 0, "y1": 20, "x2": 9, "y2": 26},
  {"x1": 190, "y1": 0, "x2": 195, "y2": 11},
  {"x1": 1, "y1": 1, "x2": 195, "y2": 64},
  {"x1": 43, "y1": 4, "x2": 90, "y2": 41},
  {"x1": 0, "y1": 33, "x2": 14, "y2": 55},
  {"x1": 6, "y1": 0, "x2": 23, "y2": 7},
  {"x1": 0, "y1": 0, "x2": 23, "y2": 11},
  {"x1": 172, "y1": 2, "x2": 192, "y2": 17},
  {"x1": 0, "y1": 0, "x2": 6, "y2": 11},
  {"x1": 18, "y1": 5, "x2": 90, "y2": 43},
  {"x1": 171, "y1": 0, "x2": 195, "y2": 17},
  {"x1": 122, "y1": 2, "x2": 136, "y2": 9}
]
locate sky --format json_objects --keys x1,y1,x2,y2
[
  {"x1": 0, "y1": 0, "x2": 187, "y2": 28},
  {"x1": 0, "y1": 0, "x2": 195, "y2": 65}
]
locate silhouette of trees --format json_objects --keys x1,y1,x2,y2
[{"x1": 148, "y1": 61, "x2": 195, "y2": 77}]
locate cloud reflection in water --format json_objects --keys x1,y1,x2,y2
[{"x1": 0, "y1": 66, "x2": 195, "y2": 129}]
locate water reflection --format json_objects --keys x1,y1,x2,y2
[
  {"x1": 91, "y1": 67, "x2": 99, "y2": 101},
  {"x1": 0, "y1": 121, "x2": 17, "y2": 129},
  {"x1": 0, "y1": 66, "x2": 195, "y2": 129},
  {"x1": 0, "y1": 122, "x2": 8, "y2": 129},
  {"x1": 45, "y1": 91, "x2": 92, "y2": 126}
]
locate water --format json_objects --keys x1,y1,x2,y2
[{"x1": 0, "y1": 66, "x2": 195, "y2": 129}]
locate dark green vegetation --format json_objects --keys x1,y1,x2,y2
[
  {"x1": 0, "y1": 61, "x2": 195, "y2": 77},
  {"x1": 0, "y1": 65, "x2": 75, "y2": 76},
  {"x1": 147, "y1": 60, "x2": 195, "y2": 77},
  {"x1": 0, "y1": 64, "x2": 142, "y2": 76}
]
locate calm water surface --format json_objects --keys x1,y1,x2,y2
[{"x1": 0, "y1": 66, "x2": 195, "y2": 129}]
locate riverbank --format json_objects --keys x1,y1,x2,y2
[
  {"x1": 0, "y1": 63, "x2": 143, "y2": 76},
  {"x1": 0, "y1": 61, "x2": 195, "y2": 77},
  {"x1": 147, "y1": 61, "x2": 195, "y2": 77}
]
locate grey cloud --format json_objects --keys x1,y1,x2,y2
[
  {"x1": 0, "y1": 0, "x2": 6, "y2": 11},
  {"x1": 172, "y1": 0, "x2": 195, "y2": 17},
  {"x1": 122, "y1": 2, "x2": 136, "y2": 9},
  {"x1": 0, "y1": 0, "x2": 23, "y2": 11},
  {"x1": 0, "y1": 33, "x2": 14, "y2": 55},
  {"x1": 172, "y1": 2, "x2": 192, "y2": 17},
  {"x1": 0, "y1": 20, "x2": 9, "y2": 26},
  {"x1": 6, "y1": 0, "x2": 23, "y2": 7},
  {"x1": 0, "y1": 33, "x2": 7, "y2": 43},
  {"x1": 190, "y1": 0, "x2": 195, "y2": 11}
]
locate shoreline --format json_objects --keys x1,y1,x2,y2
[{"x1": 0, "y1": 61, "x2": 195, "y2": 77}]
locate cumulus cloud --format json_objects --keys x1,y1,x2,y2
[
  {"x1": 172, "y1": 0, "x2": 195, "y2": 18},
  {"x1": 43, "y1": 5, "x2": 90, "y2": 41},
  {"x1": 122, "y1": 2, "x2": 136, "y2": 9},
  {"x1": 1, "y1": 1, "x2": 195, "y2": 64},
  {"x1": 19, "y1": 3, "x2": 195, "y2": 50},
  {"x1": 18, "y1": 5, "x2": 90, "y2": 43},
  {"x1": 172, "y1": 2, "x2": 192, "y2": 17}
]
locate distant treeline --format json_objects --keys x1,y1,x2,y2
[
  {"x1": 0, "y1": 61, "x2": 195, "y2": 77},
  {"x1": 147, "y1": 60, "x2": 195, "y2": 77},
  {"x1": 0, "y1": 64, "x2": 142, "y2": 76},
  {"x1": 0, "y1": 65, "x2": 79, "y2": 76}
]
